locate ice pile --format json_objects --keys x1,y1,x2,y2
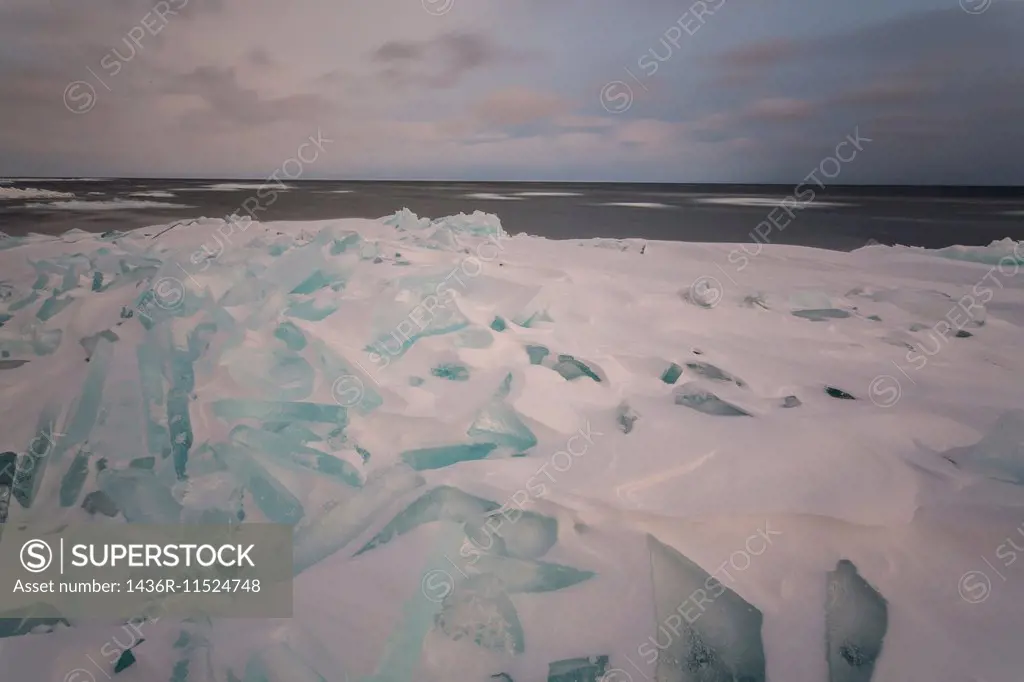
[{"x1": 1, "y1": 213, "x2": 1024, "y2": 681}]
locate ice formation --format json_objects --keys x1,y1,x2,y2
[{"x1": 0, "y1": 212, "x2": 1022, "y2": 682}]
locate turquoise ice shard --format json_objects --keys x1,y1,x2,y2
[
  {"x1": 674, "y1": 383, "x2": 751, "y2": 417},
  {"x1": 59, "y1": 448, "x2": 90, "y2": 507},
  {"x1": 401, "y1": 442, "x2": 499, "y2": 471},
  {"x1": 290, "y1": 270, "x2": 336, "y2": 295},
  {"x1": 436, "y1": 574, "x2": 526, "y2": 655},
  {"x1": 356, "y1": 485, "x2": 500, "y2": 556},
  {"x1": 431, "y1": 363, "x2": 470, "y2": 381},
  {"x1": 224, "y1": 347, "x2": 315, "y2": 401},
  {"x1": 491, "y1": 316, "x2": 508, "y2": 332},
  {"x1": 294, "y1": 466, "x2": 425, "y2": 574},
  {"x1": 942, "y1": 410, "x2": 1024, "y2": 484},
  {"x1": 58, "y1": 334, "x2": 115, "y2": 460},
  {"x1": 13, "y1": 404, "x2": 62, "y2": 508},
  {"x1": 647, "y1": 535, "x2": 766, "y2": 682},
  {"x1": 229, "y1": 426, "x2": 362, "y2": 488},
  {"x1": 36, "y1": 293, "x2": 75, "y2": 321},
  {"x1": 526, "y1": 345, "x2": 550, "y2": 365},
  {"x1": 211, "y1": 399, "x2": 348, "y2": 427},
  {"x1": 167, "y1": 348, "x2": 196, "y2": 479},
  {"x1": 97, "y1": 468, "x2": 183, "y2": 523},
  {"x1": 362, "y1": 524, "x2": 468, "y2": 682},
  {"x1": 137, "y1": 340, "x2": 170, "y2": 457},
  {"x1": 243, "y1": 642, "x2": 329, "y2": 682},
  {"x1": 91, "y1": 271, "x2": 103, "y2": 291},
  {"x1": 469, "y1": 555, "x2": 595, "y2": 593},
  {"x1": 547, "y1": 656, "x2": 610, "y2": 682},
  {"x1": 661, "y1": 363, "x2": 683, "y2": 385},
  {"x1": 467, "y1": 376, "x2": 538, "y2": 452},
  {"x1": 274, "y1": 321, "x2": 307, "y2": 351},
  {"x1": 552, "y1": 355, "x2": 603, "y2": 382},
  {"x1": 79, "y1": 329, "x2": 119, "y2": 359},
  {"x1": 685, "y1": 361, "x2": 747, "y2": 388},
  {"x1": 215, "y1": 444, "x2": 304, "y2": 525},
  {"x1": 792, "y1": 309, "x2": 851, "y2": 321},
  {"x1": 826, "y1": 560, "x2": 888, "y2": 682},
  {"x1": 285, "y1": 299, "x2": 338, "y2": 322}
]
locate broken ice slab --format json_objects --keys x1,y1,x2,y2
[
  {"x1": 512, "y1": 309, "x2": 553, "y2": 328},
  {"x1": 137, "y1": 340, "x2": 171, "y2": 457},
  {"x1": 13, "y1": 404, "x2": 62, "y2": 508},
  {"x1": 79, "y1": 329, "x2": 119, "y2": 359},
  {"x1": 215, "y1": 444, "x2": 304, "y2": 525},
  {"x1": 781, "y1": 396, "x2": 802, "y2": 408},
  {"x1": 465, "y1": 510, "x2": 558, "y2": 560},
  {"x1": 673, "y1": 383, "x2": 751, "y2": 417},
  {"x1": 36, "y1": 293, "x2": 75, "y2": 321},
  {"x1": 401, "y1": 442, "x2": 499, "y2": 471},
  {"x1": 59, "y1": 448, "x2": 90, "y2": 507},
  {"x1": 285, "y1": 299, "x2": 339, "y2": 322},
  {"x1": 97, "y1": 468, "x2": 183, "y2": 523},
  {"x1": 230, "y1": 425, "x2": 363, "y2": 488},
  {"x1": 364, "y1": 524, "x2": 470, "y2": 682},
  {"x1": 243, "y1": 642, "x2": 329, "y2": 682},
  {"x1": 941, "y1": 409, "x2": 1024, "y2": 484},
  {"x1": 467, "y1": 398, "x2": 538, "y2": 452},
  {"x1": 32, "y1": 327, "x2": 63, "y2": 355},
  {"x1": 167, "y1": 348, "x2": 196, "y2": 479},
  {"x1": 792, "y1": 309, "x2": 852, "y2": 322},
  {"x1": 660, "y1": 363, "x2": 683, "y2": 385},
  {"x1": 82, "y1": 490, "x2": 119, "y2": 517},
  {"x1": 551, "y1": 355, "x2": 603, "y2": 383},
  {"x1": 469, "y1": 556, "x2": 595, "y2": 593},
  {"x1": 224, "y1": 347, "x2": 315, "y2": 402},
  {"x1": 211, "y1": 399, "x2": 348, "y2": 427},
  {"x1": 547, "y1": 655, "x2": 610, "y2": 682},
  {"x1": 647, "y1": 535, "x2": 766, "y2": 682},
  {"x1": 436, "y1": 574, "x2": 525, "y2": 655},
  {"x1": 274, "y1": 321, "x2": 307, "y2": 351},
  {"x1": 330, "y1": 232, "x2": 362, "y2": 255},
  {"x1": 355, "y1": 485, "x2": 501, "y2": 556},
  {"x1": 526, "y1": 344, "x2": 550, "y2": 365},
  {"x1": 685, "y1": 361, "x2": 747, "y2": 388},
  {"x1": 290, "y1": 269, "x2": 342, "y2": 295},
  {"x1": 617, "y1": 402, "x2": 639, "y2": 434},
  {"x1": 0, "y1": 603, "x2": 69, "y2": 639},
  {"x1": 432, "y1": 363, "x2": 471, "y2": 381},
  {"x1": 491, "y1": 316, "x2": 508, "y2": 332},
  {"x1": 409, "y1": 376, "x2": 425, "y2": 387},
  {"x1": 307, "y1": 338, "x2": 383, "y2": 415},
  {"x1": 826, "y1": 560, "x2": 888, "y2": 682},
  {"x1": 295, "y1": 467, "x2": 425, "y2": 574}
]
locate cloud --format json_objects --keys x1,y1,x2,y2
[
  {"x1": 372, "y1": 31, "x2": 516, "y2": 89},
  {"x1": 743, "y1": 98, "x2": 816, "y2": 122},
  {"x1": 473, "y1": 88, "x2": 568, "y2": 127}
]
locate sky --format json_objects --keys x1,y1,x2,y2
[{"x1": 1, "y1": 0, "x2": 1022, "y2": 183}]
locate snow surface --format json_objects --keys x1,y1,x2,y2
[
  {"x1": 598, "y1": 202, "x2": 674, "y2": 209},
  {"x1": 129, "y1": 191, "x2": 177, "y2": 198},
  {"x1": 1, "y1": 211, "x2": 1023, "y2": 682},
  {"x1": 0, "y1": 187, "x2": 75, "y2": 200},
  {"x1": 23, "y1": 199, "x2": 193, "y2": 210},
  {"x1": 463, "y1": 193, "x2": 525, "y2": 201}
]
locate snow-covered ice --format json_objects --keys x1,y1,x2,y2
[
  {"x1": 693, "y1": 197, "x2": 854, "y2": 208},
  {"x1": 129, "y1": 191, "x2": 177, "y2": 199},
  {"x1": 0, "y1": 187, "x2": 75, "y2": 200},
  {"x1": 0, "y1": 210, "x2": 1023, "y2": 682}
]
